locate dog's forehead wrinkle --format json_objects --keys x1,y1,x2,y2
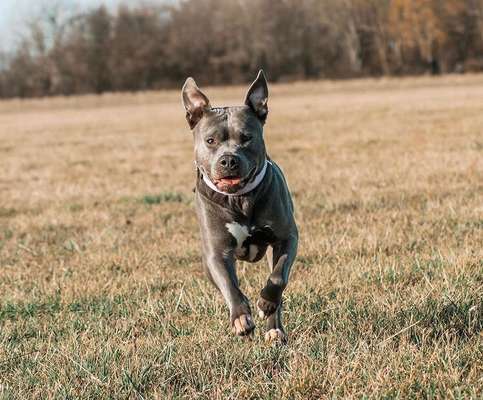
[
  {"x1": 211, "y1": 106, "x2": 229, "y2": 115},
  {"x1": 203, "y1": 106, "x2": 259, "y2": 136},
  {"x1": 209, "y1": 106, "x2": 245, "y2": 121},
  {"x1": 209, "y1": 108, "x2": 229, "y2": 121}
]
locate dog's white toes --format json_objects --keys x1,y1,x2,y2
[
  {"x1": 264, "y1": 329, "x2": 286, "y2": 344},
  {"x1": 233, "y1": 314, "x2": 255, "y2": 336}
]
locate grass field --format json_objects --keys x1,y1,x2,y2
[{"x1": 0, "y1": 74, "x2": 482, "y2": 399}]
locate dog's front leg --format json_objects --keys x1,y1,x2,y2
[
  {"x1": 203, "y1": 252, "x2": 255, "y2": 336},
  {"x1": 257, "y1": 232, "x2": 298, "y2": 341}
]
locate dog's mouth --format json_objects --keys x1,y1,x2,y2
[
  {"x1": 213, "y1": 167, "x2": 257, "y2": 191},
  {"x1": 215, "y1": 177, "x2": 242, "y2": 187}
]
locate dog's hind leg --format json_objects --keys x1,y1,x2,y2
[
  {"x1": 259, "y1": 245, "x2": 294, "y2": 344},
  {"x1": 258, "y1": 234, "x2": 297, "y2": 313}
]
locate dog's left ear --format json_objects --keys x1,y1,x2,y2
[
  {"x1": 182, "y1": 77, "x2": 211, "y2": 129},
  {"x1": 244, "y1": 70, "x2": 268, "y2": 123}
]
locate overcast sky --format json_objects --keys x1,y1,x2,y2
[{"x1": 0, "y1": 0, "x2": 151, "y2": 51}]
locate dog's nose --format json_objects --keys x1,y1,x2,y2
[{"x1": 219, "y1": 154, "x2": 239, "y2": 172}]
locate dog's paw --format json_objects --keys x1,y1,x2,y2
[
  {"x1": 257, "y1": 297, "x2": 279, "y2": 319},
  {"x1": 232, "y1": 314, "x2": 255, "y2": 336},
  {"x1": 264, "y1": 328, "x2": 287, "y2": 344}
]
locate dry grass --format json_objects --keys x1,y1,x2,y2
[{"x1": 0, "y1": 74, "x2": 482, "y2": 399}]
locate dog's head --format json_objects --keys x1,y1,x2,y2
[{"x1": 182, "y1": 70, "x2": 269, "y2": 194}]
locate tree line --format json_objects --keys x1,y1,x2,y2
[{"x1": 1, "y1": 0, "x2": 482, "y2": 98}]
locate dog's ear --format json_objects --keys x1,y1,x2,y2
[
  {"x1": 244, "y1": 70, "x2": 268, "y2": 123},
  {"x1": 182, "y1": 77, "x2": 211, "y2": 129}
]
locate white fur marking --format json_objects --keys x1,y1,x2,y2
[{"x1": 225, "y1": 222, "x2": 250, "y2": 251}]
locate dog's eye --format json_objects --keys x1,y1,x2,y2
[
  {"x1": 240, "y1": 134, "x2": 252, "y2": 143},
  {"x1": 206, "y1": 137, "x2": 215, "y2": 145}
]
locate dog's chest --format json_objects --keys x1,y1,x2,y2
[{"x1": 225, "y1": 222, "x2": 277, "y2": 262}]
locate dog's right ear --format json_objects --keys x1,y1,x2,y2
[{"x1": 182, "y1": 78, "x2": 211, "y2": 129}]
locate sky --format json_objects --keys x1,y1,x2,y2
[{"x1": 0, "y1": 0, "x2": 145, "y2": 51}]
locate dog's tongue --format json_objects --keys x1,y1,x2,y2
[{"x1": 218, "y1": 177, "x2": 241, "y2": 186}]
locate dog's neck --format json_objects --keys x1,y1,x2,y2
[{"x1": 200, "y1": 159, "x2": 270, "y2": 196}]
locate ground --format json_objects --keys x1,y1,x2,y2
[{"x1": 0, "y1": 74, "x2": 482, "y2": 399}]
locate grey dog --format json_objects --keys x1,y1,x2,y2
[{"x1": 181, "y1": 70, "x2": 298, "y2": 343}]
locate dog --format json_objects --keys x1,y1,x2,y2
[{"x1": 181, "y1": 70, "x2": 298, "y2": 343}]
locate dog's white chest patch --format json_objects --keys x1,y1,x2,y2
[
  {"x1": 225, "y1": 222, "x2": 263, "y2": 261},
  {"x1": 225, "y1": 222, "x2": 250, "y2": 251}
]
